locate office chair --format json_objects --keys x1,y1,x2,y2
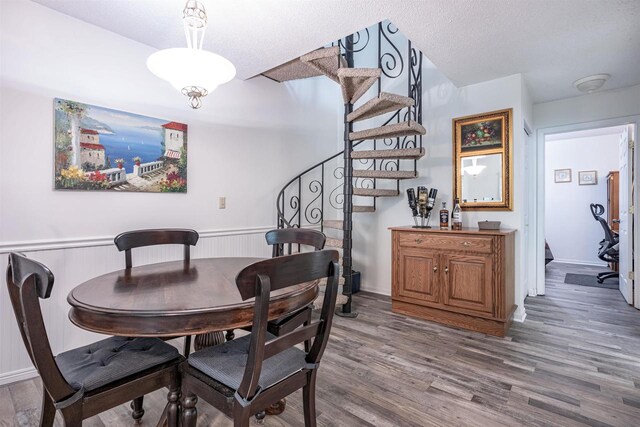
[{"x1": 590, "y1": 203, "x2": 619, "y2": 283}]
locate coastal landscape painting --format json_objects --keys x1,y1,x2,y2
[{"x1": 54, "y1": 98, "x2": 187, "y2": 193}]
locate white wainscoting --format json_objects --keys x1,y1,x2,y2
[{"x1": 0, "y1": 226, "x2": 274, "y2": 385}]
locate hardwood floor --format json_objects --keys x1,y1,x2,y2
[{"x1": 2, "y1": 261, "x2": 640, "y2": 426}]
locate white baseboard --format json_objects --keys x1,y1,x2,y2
[
  {"x1": 513, "y1": 308, "x2": 527, "y2": 323},
  {"x1": 551, "y1": 258, "x2": 607, "y2": 267},
  {"x1": 0, "y1": 367, "x2": 38, "y2": 386},
  {"x1": 358, "y1": 287, "x2": 391, "y2": 297}
]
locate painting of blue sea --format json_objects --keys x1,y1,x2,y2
[{"x1": 54, "y1": 98, "x2": 187, "y2": 193}]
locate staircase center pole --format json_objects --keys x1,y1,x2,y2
[{"x1": 339, "y1": 34, "x2": 357, "y2": 317}]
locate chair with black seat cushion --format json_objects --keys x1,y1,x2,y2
[
  {"x1": 180, "y1": 249, "x2": 340, "y2": 427},
  {"x1": 264, "y1": 228, "x2": 326, "y2": 345},
  {"x1": 590, "y1": 203, "x2": 620, "y2": 283},
  {"x1": 6, "y1": 252, "x2": 183, "y2": 427}
]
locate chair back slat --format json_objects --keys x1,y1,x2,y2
[
  {"x1": 265, "y1": 228, "x2": 325, "y2": 257},
  {"x1": 234, "y1": 250, "x2": 340, "y2": 401},
  {"x1": 235, "y1": 250, "x2": 337, "y2": 300},
  {"x1": 6, "y1": 253, "x2": 76, "y2": 402},
  {"x1": 263, "y1": 322, "x2": 320, "y2": 361},
  {"x1": 114, "y1": 229, "x2": 199, "y2": 268}
]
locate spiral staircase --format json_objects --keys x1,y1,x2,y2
[{"x1": 263, "y1": 29, "x2": 425, "y2": 316}]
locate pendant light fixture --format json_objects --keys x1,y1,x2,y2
[{"x1": 147, "y1": 0, "x2": 236, "y2": 109}]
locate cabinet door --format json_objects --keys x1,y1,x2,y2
[
  {"x1": 442, "y1": 254, "x2": 493, "y2": 314},
  {"x1": 396, "y1": 248, "x2": 440, "y2": 304}
]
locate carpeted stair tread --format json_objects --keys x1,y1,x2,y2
[
  {"x1": 318, "y1": 276, "x2": 346, "y2": 287},
  {"x1": 347, "y1": 92, "x2": 415, "y2": 122},
  {"x1": 353, "y1": 205, "x2": 375, "y2": 213},
  {"x1": 300, "y1": 46, "x2": 347, "y2": 83},
  {"x1": 351, "y1": 147, "x2": 425, "y2": 160},
  {"x1": 313, "y1": 292, "x2": 348, "y2": 310},
  {"x1": 325, "y1": 238, "x2": 343, "y2": 249},
  {"x1": 337, "y1": 68, "x2": 381, "y2": 104},
  {"x1": 350, "y1": 121, "x2": 426, "y2": 141},
  {"x1": 323, "y1": 220, "x2": 344, "y2": 230},
  {"x1": 353, "y1": 170, "x2": 417, "y2": 179},
  {"x1": 353, "y1": 188, "x2": 399, "y2": 197},
  {"x1": 261, "y1": 57, "x2": 323, "y2": 82}
]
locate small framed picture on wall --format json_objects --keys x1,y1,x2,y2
[
  {"x1": 554, "y1": 169, "x2": 571, "y2": 183},
  {"x1": 578, "y1": 170, "x2": 597, "y2": 185}
]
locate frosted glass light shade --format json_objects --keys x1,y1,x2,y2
[{"x1": 147, "y1": 48, "x2": 236, "y2": 92}]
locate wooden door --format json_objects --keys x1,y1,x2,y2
[
  {"x1": 442, "y1": 254, "x2": 494, "y2": 314},
  {"x1": 396, "y1": 248, "x2": 440, "y2": 304},
  {"x1": 619, "y1": 127, "x2": 633, "y2": 304}
]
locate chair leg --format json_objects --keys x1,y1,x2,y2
[
  {"x1": 131, "y1": 396, "x2": 144, "y2": 424},
  {"x1": 303, "y1": 308, "x2": 312, "y2": 352},
  {"x1": 255, "y1": 410, "x2": 266, "y2": 425},
  {"x1": 167, "y1": 385, "x2": 181, "y2": 427},
  {"x1": 303, "y1": 370, "x2": 318, "y2": 427},
  {"x1": 232, "y1": 404, "x2": 251, "y2": 427},
  {"x1": 39, "y1": 389, "x2": 56, "y2": 427},
  {"x1": 60, "y1": 402, "x2": 83, "y2": 427},
  {"x1": 183, "y1": 335, "x2": 192, "y2": 357},
  {"x1": 182, "y1": 392, "x2": 198, "y2": 427}
]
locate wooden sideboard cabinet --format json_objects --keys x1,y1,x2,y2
[{"x1": 390, "y1": 226, "x2": 516, "y2": 337}]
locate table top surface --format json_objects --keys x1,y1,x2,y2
[{"x1": 67, "y1": 257, "x2": 319, "y2": 336}]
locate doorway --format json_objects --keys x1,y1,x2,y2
[
  {"x1": 533, "y1": 119, "x2": 639, "y2": 308},
  {"x1": 544, "y1": 126, "x2": 631, "y2": 302}
]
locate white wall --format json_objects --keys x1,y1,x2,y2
[
  {"x1": 545, "y1": 134, "x2": 619, "y2": 265},
  {"x1": 534, "y1": 84, "x2": 640, "y2": 129},
  {"x1": 354, "y1": 67, "x2": 530, "y2": 321},
  {"x1": 0, "y1": 0, "x2": 341, "y2": 382}
]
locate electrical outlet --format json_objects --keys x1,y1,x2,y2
[{"x1": 218, "y1": 197, "x2": 226, "y2": 209}]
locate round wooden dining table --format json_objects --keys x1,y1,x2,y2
[
  {"x1": 67, "y1": 257, "x2": 318, "y2": 338},
  {"x1": 67, "y1": 256, "x2": 317, "y2": 425}
]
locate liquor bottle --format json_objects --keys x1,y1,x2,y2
[
  {"x1": 439, "y1": 202, "x2": 449, "y2": 229},
  {"x1": 452, "y1": 198, "x2": 463, "y2": 230}
]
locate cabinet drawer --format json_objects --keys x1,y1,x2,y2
[{"x1": 398, "y1": 233, "x2": 493, "y2": 254}]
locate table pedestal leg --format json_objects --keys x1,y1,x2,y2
[
  {"x1": 265, "y1": 398, "x2": 286, "y2": 415},
  {"x1": 193, "y1": 331, "x2": 225, "y2": 350}
]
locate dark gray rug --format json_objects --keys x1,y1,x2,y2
[{"x1": 564, "y1": 273, "x2": 619, "y2": 289}]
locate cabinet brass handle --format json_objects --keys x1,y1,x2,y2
[
  {"x1": 415, "y1": 238, "x2": 424, "y2": 244},
  {"x1": 461, "y1": 241, "x2": 471, "y2": 246},
  {"x1": 445, "y1": 267, "x2": 449, "y2": 273},
  {"x1": 433, "y1": 266, "x2": 438, "y2": 272}
]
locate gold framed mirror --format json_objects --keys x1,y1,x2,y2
[{"x1": 453, "y1": 108, "x2": 513, "y2": 210}]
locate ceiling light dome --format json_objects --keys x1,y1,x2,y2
[
  {"x1": 147, "y1": 1, "x2": 236, "y2": 109},
  {"x1": 573, "y1": 74, "x2": 610, "y2": 93}
]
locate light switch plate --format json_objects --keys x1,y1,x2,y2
[{"x1": 218, "y1": 197, "x2": 226, "y2": 209}]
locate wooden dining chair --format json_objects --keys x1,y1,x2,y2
[
  {"x1": 6, "y1": 252, "x2": 183, "y2": 427},
  {"x1": 114, "y1": 228, "x2": 199, "y2": 269},
  {"x1": 264, "y1": 228, "x2": 326, "y2": 344},
  {"x1": 114, "y1": 228, "x2": 199, "y2": 414},
  {"x1": 180, "y1": 249, "x2": 340, "y2": 427}
]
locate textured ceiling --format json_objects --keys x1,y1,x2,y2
[{"x1": 29, "y1": 0, "x2": 640, "y2": 103}]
